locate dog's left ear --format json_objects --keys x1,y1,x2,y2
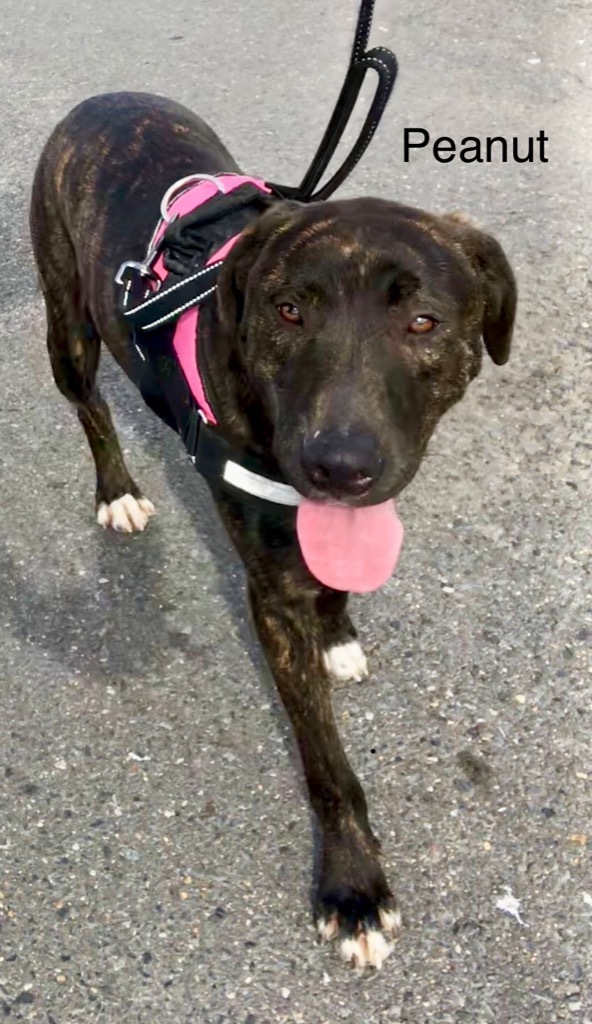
[{"x1": 442, "y1": 213, "x2": 517, "y2": 365}]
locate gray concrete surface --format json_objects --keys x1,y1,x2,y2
[{"x1": 1, "y1": 0, "x2": 591, "y2": 1020}]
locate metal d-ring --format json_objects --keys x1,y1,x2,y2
[{"x1": 160, "y1": 173, "x2": 227, "y2": 224}]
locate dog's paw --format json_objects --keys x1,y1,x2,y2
[
  {"x1": 323, "y1": 640, "x2": 368, "y2": 682},
  {"x1": 317, "y1": 900, "x2": 401, "y2": 969},
  {"x1": 97, "y1": 494, "x2": 155, "y2": 533}
]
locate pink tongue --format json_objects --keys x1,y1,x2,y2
[{"x1": 296, "y1": 499, "x2": 404, "y2": 594}]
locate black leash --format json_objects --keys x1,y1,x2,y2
[{"x1": 269, "y1": 0, "x2": 398, "y2": 202}]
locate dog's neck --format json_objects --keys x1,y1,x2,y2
[{"x1": 199, "y1": 298, "x2": 278, "y2": 462}]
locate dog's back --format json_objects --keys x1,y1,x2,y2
[{"x1": 31, "y1": 92, "x2": 239, "y2": 348}]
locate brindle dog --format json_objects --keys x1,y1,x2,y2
[{"x1": 30, "y1": 92, "x2": 516, "y2": 969}]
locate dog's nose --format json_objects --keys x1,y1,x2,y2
[{"x1": 300, "y1": 430, "x2": 384, "y2": 497}]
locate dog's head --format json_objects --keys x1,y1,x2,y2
[{"x1": 217, "y1": 198, "x2": 516, "y2": 504}]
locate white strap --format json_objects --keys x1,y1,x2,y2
[{"x1": 223, "y1": 461, "x2": 301, "y2": 506}]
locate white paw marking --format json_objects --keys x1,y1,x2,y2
[
  {"x1": 97, "y1": 494, "x2": 155, "y2": 533},
  {"x1": 317, "y1": 907, "x2": 401, "y2": 969},
  {"x1": 317, "y1": 916, "x2": 339, "y2": 943},
  {"x1": 323, "y1": 640, "x2": 368, "y2": 682},
  {"x1": 340, "y1": 929, "x2": 393, "y2": 970},
  {"x1": 379, "y1": 907, "x2": 402, "y2": 935}
]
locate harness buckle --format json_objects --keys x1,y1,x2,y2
[
  {"x1": 114, "y1": 260, "x2": 158, "y2": 286},
  {"x1": 115, "y1": 260, "x2": 160, "y2": 311}
]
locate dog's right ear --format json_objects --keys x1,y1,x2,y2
[
  {"x1": 440, "y1": 212, "x2": 517, "y2": 366},
  {"x1": 216, "y1": 200, "x2": 302, "y2": 331}
]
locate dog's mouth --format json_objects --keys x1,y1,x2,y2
[
  {"x1": 271, "y1": 432, "x2": 414, "y2": 593},
  {"x1": 295, "y1": 495, "x2": 404, "y2": 594},
  {"x1": 297, "y1": 478, "x2": 374, "y2": 504}
]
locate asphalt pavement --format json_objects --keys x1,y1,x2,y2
[{"x1": 0, "y1": 0, "x2": 591, "y2": 1021}]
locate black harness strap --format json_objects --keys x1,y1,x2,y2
[
  {"x1": 121, "y1": 261, "x2": 222, "y2": 331},
  {"x1": 161, "y1": 183, "x2": 272, "y2": 273},
  {"x1": 189, "y1": 415, "x2": 292, "y2": 494}
]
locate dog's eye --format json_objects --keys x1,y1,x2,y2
[
  {"x1": 408, "y1": 315, "x2": 439, "y2": 335},
  {"x1": 277, "y1": 303, "x2": 303, "y2": 325}
]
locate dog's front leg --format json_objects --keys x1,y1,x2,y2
[
  {"x1": 248, "y1": 576, "x2": 401, "y2": 968},
  {"x1": 317, "y1": 589, "x2": 369, "y2": 684}
]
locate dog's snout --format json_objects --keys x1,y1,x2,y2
[{"x1": 300, "y1": 430, "x2": 384, "y2": 497}]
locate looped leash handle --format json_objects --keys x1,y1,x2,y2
[
  {"x1": 305, "y1": 46, "x2": 398, "y2": 203},
  {"x1": 269, "y1": 0, "x2": 398, "y2": 203}
]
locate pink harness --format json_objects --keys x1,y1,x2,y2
[{"x1": 148, "y1": 174, "x2": 271, "y2": 425}]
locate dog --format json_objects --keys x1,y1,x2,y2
[{"x1": 29, "y1": 91, "x2": 516, "y2": 969}]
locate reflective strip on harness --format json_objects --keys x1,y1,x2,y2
[{"x1": 222, "y1": 461, "x2": 301, "y2": 506}]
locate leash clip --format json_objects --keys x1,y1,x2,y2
[
  {"x1": 115, "y1": 260, "x2": 160, "y2": 310},
  {"x1": 115, "y1": 259, "x2": 158, "y2": 286}
]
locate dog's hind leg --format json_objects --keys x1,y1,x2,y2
[
  {"x1": 317, "y1": 590, "x2": 369, "y2": 683},
  {"x1": 30, "y1": 165, "x2": 154, "y2": 534},
  {"x1": 35, "y1": 227, "x2": 154, "y2": 532}
]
